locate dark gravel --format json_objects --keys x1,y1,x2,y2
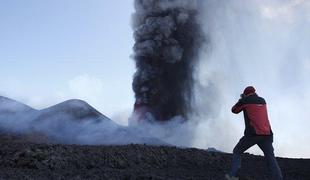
[{"x1": 0, "y1": 135, "x2": 309, "y2": 180}]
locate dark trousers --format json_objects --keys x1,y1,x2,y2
[{"x1": 230, "y1": 135, "x2": 283, "y2": 180}]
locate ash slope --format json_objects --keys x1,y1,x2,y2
[
  {"x1": 0, "y1": 96, "x2": 165, "y2": 145},
  {"x1": 0, "y1": 135, "x2": 309, "y2": 180}
]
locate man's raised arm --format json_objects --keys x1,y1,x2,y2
[{"x1": 231, "y1": 98, "x2": 244, "y2": 114}]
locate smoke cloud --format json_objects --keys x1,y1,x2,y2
[
  {"x1": 191, "y1": 0, "x2": 310, "y2": 158},
  {"x1": 130, "y1": 0, "x2": 310, "y2": 158},
  {"x1": 131, "y1": 0, "x2": 204, "y2": 121}
]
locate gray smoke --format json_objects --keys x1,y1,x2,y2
[{"x1": 132, "y1": 0, "x2": 205, "y2": 121}]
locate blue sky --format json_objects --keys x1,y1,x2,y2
[{"x1": 0, "y1": 0, "x2": 135, "y2": 123}]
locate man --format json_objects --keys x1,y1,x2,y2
[{"x1": 225, "y1": 86, "x2": 283, "y2": 180}]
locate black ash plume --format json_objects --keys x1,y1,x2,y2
[{"x1": 132, "y1": 0, "x2": 205, "y2": 121}]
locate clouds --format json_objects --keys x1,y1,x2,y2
[
  {"x1": 0, "y1": 73, "x2": 132, "y2": 125},
  {"x1": 68, "y1": 74, "x2": 104, "y2": 104},
  {"x1": 259, "y1": 0, "x2": 310, "y2": 23},
  {"x1": 59, "y1": 74, "x2": 133, "y2": 125}
]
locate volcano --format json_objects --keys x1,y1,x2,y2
[
  {"x1": 34, "y1": 99, "x2": 111, "y2": 123},
  {"x1": 0, "y1": 96, "x2": 165, "y2": 145}
]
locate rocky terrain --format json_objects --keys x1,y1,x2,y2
[{"x1": 0, "y1": 134, "x2": 309, "y2": 180}]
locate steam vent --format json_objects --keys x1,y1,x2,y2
[{"x1": 132, "y1": 0, "x2": 204, "y2": 122}]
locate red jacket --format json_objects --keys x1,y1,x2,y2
[{"x1": 232, "y1": 93, "x2": 272, "y2": 136}]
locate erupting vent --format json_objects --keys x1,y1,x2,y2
[{"x1": 132, "y1": 0, "x2": 205, "y2": 121}]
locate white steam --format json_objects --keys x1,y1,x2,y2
[
  {"x1": 0, "y1": 97, "x2": 165, "y2": 145},
  {"x1": 191, "y1": 0, "x2": 310, "y2": 158}
]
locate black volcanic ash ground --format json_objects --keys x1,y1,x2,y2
[{"x1": 0, "y1": 134, "x2": 309, "y2": 180}]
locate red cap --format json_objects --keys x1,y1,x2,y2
[{"x1": 243, "y1": 86, "x2": 256, "y2": 95}]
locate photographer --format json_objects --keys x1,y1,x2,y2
[{"x1": 225, "y1": 86, "x2": 283, "y2": 180}]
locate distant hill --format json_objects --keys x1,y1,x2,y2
[
  {"x1": 0, "y1": 96, "x2": 166, "y2": 145},
  {"x1": 0, "y1": 96, "x2": 35, "y2": 114},
  {"x1": 34, "y1": 99, "x2": 111, "y2": 123}
]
